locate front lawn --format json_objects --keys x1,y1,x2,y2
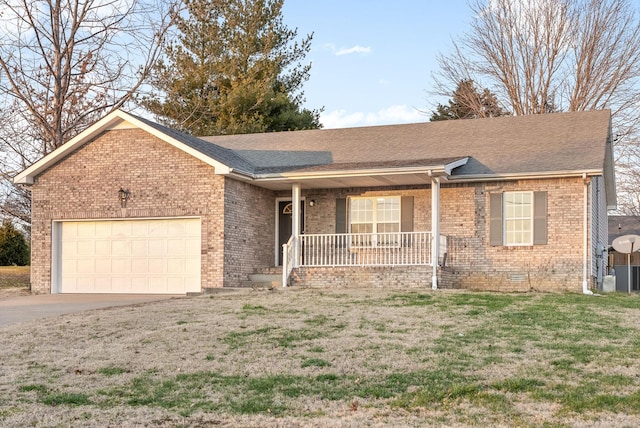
[{"x1": 1, "y1": 288, "x2": 639, "y2": 426}]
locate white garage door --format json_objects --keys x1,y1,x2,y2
[{"x1": 56, "y1": 218, "x2": 201, "y2": 294}]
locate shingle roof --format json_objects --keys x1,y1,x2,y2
[
  {"x1": 130, "y1": 114, "x2": 255, "y2": 174},
  {"x1": 198, "y1": 109, "x2": 612, "y2": 177},
  {"x1": 609, "y1": 216, "x2": 640, "y2": 243},
  {"x1": 13, "y1": 108, "x2": 614, "y2": 189}
]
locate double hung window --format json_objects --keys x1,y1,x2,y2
[
  {"x1": 504, "y1": 192, "x2": 533, "y2": 245},
  {"x1": 490, "y1": 191, "x2": 547, "y2": 246},
  {"x1": 349, "y1": 196, "x2": 400, "y2": 246}
]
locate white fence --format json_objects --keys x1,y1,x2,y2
[{"x1": 301, "y1": 232, "x2": 432, "y2": 267}]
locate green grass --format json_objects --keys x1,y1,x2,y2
[
  {"x1": 42, "y1": 392, "x2": 91, "y2": 406},
  {"x1": 0, "y1": 265, "x2": 30, "y2": 288},
  {"x1": 100, "y1": 368, "x2": 476, "y2": 416},
  {"x1": 301, "y1": 357, "x2": 332, "y2": 368},
  {"x1": 97, "y1": 366, "x2": 128, "y2": 376},
  {"x1": 4, "y1": 289, "x2": 640, "y2": 426}
]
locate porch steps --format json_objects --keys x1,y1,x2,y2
[{"x1": 241, "y1": 267, "x2": 283, "y2": 289}]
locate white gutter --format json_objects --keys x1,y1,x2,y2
[
  {"x1": 583, "y1": 173, "x2": 593, "y2": 295},
  {"x1": 257, "y1": 166, "x2": 453, "y2": 182},
  {"x1": 443, "y1": 169, "x2": 604, "y2": 183}
]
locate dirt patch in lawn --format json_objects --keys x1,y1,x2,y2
[{"x1": 1, "y1": 288, "x2": 640, "y2": 427}]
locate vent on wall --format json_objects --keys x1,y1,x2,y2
[{"x1": 509, "y1": 273, "x2": 526, "y2": 282}]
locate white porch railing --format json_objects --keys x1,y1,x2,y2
[
  {"x1": 282, "y1": 235, "x2": 295, "y2": 287},
  {"x1": 282, "y1": 232, "x2": 434, "y2": 287},
  {"x1": 302, "y1": 232, "x2": 432, "y2": 267}
]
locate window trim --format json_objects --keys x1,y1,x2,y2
[
  {"x1": 348, "y1": 196, "x2": 402, "y2": 247},
  {"x1": 503, "y1": 191, "x2": 535, "y2": 246}
]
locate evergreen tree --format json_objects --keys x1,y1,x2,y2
[
  {"x1": 0, "y1": 220, "x2": 29, "y2": 266},
  {"x1": 143, "y1": 0, "x2": 321, "y2": 136},
  {"x1": 430, "y1": 80, "x2": 508, "y2": 121}
]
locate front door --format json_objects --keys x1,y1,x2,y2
[{"x1": 278, "y1": 200, "x2": 304, "y2": 265}]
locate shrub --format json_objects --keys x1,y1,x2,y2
[{"x1": 0, "y1": 220, "x2": 29, "y2": 266}]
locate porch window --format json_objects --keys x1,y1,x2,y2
[
  {"x1": 349, "y1": 196, "x2": 401, "y2": 246},
  {"x1": 504, "y1": 191, "x2": 533, "y2": 245}
]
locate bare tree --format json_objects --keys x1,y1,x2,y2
[
  {"x1": 0, "y1": 0, "x2": 178, "y2": 225},
  {"x1": 434, "y1": 0, "x2": 640, "y2": 212}
]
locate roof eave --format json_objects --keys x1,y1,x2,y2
[
  {"x1": 444, "y1": 169, "x2": 605, "y2": 182},
  {"x1": 253, "y1": 157, "x2": 470, "y2": 182}
]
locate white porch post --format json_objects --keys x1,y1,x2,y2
[
  {"x1": 292, "y1": 183, "x2": 301, "y2": 268},
  {"x1": 431, "y1": 175, "x2": 440, "y2": 290}
]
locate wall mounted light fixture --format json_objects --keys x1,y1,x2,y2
[
  {"x1": 309, "y1": 199, "x2": 316, "y2": 207},
  {"x1": 118, "y1": 187, "x2": 131, "y2": 208}
]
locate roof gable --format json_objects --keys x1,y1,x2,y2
[{"x1": 13, "y1": 110, "x2": 249, "y2": 184}]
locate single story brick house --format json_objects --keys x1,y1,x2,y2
[{"x1": 15, "y1": 109, "x2": 615, "y2": 294}]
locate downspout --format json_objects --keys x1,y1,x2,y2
[
  {"x1": 431, "y1": 174, "x2": 440, "y2": 290},
  {"x1": 583, "y1": 173, "x2": 593, "y2": 295}
]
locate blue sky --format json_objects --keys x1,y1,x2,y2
[{"x1": 282, "y1": 1, "x2": 473, "y2": 128}]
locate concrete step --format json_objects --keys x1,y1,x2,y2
[
  {"x1": 240, "y1": 280, "x2": 282, "y2": 289},
  {"x1": 248, "y1": 273, "x2": 281, "y2": 283}
]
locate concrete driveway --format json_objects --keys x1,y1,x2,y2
[{"x1": 0, "y1": 294, "x2": 182, "y2": 327}]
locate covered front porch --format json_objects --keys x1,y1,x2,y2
[
  {"x1": 243, "y1": 156, "x2": 469, "y2": 289},
  {"x1": 276, "y1": 174, "x2": 453, "y2": 288},
  {"x1": 282, "y1": 230, "x2": 443, "y2": 287}
]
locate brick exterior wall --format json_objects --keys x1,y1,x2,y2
[
  {"x1": 294, "y1": 177, "x2": 594, "y2": 292},
  {"x1": 28, "y1": 125, "x2": 601, "y2": 294},
  {"x1": 290, "y1": 266, "x2": 431, "y2": 288},
  {"x1": 223, "y1": 178, "x2": 275, "y2": 286},
  {"x1": 30, "y1": 128, "x2": 227, "y2": 293}
]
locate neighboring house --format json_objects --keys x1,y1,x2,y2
[
  {"x1": 14, "y1": 109, "x2": 615, "y2": 295},
  {"x1": 608, "y1": 215, "x2": 640, "y2": 291}
]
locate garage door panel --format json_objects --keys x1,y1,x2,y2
[
  {"x1": 112, "y1": 258, "x2": 131, "y2": 274},
  {"x1": 167, "y1": 258, "x2": 185, "y2": 274},
  {"x1": 131, "y1": 240, "x2": 148, "y2": 256},
  {"x1": 111, "y1": 240, "x2": 130, "y2": 255},
  {"x1": 112, "y1": 277, "x2": 132, "y2": 292},
  {"x1": 131, "y1": 277, "x2": 149, "y2": 293},
  {"x1": 167, "y1": 277, "x2": 186, "y2": 293},
  {"x1": 95, "y1": 240, "x2": 110, "y2": 256},
  {"x1": 77, "y1": 222, "x2": 95, "y2": 237},
  {"x1": 148, "y1": 240, "x2": 166, "y2": 256},
  {"x1": 77, "y1": 240, "x2": 95, "y2": 256},
  {"x1": 77, "y1": 260, "x2": 95, "y2": 274},
  {"x1": 131, "y1": 259, "x2": 149, "y2": 274},
  {"x1": 185, "y1": 258, "x2": 200, "y2": 272},
  {"x1": 148, "y1": 258, "x2": 166, "y2": 274},
  {"x1": 186, "y1": 239, "x2": 200, "y2": 255},
  {"x1": 111, "y1": 221, "x2": 131, "y2": 236},
  {"x1": 167, "y1": 239, "x2": 185, "y2": 255},
  {"x1": 95, "y1": 222, "x2": 112, "y2": 237},
  {"x1": 95, "y1": 259, "x2": 111, "y2": 274},
  {"x1": 94, "y1": 277, "x2": 111, "y2": 293},
  {"x1": 131, "y1": 221, "x2": 149, "y2": 236},
  {"x1": 59, "y1": 218, "x2": 201, "y2": 294}
]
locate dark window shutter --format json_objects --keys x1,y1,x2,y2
[
  {"x1": 335, "y1": 198, "x2": 347, "y2": 233},
  {"x1": 489, "y1": 193, "x2": 503, "y2": 246},
  {"x1": 401, "y1": 196, "x2": 414, "y2": 232},
  {"x1": 533, "y1": 191, "x2": 548, "y2": 245}
]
